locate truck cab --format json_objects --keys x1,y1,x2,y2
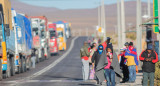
[{"x1": 48, "y1": 23, "x2": 58, "y2": 54}]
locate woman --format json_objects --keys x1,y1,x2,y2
[
  {"x1": 92, "y1": 44, "x2": 108, "y2": 85},
  {"x1": 104, "y1": 45, "x2": 121, "y2": 86},
  {"x1": 88, "y1": 43, "x2": 97, "y2": 80},
  {"x1": 104, "y1": 46, "x2": 115, "y2": 86}
]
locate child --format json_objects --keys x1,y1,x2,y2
[{"x1": 104, "y1": 47, "x2": 115, "y2": 86}]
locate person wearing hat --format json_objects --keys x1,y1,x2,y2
[
  {"x1": 80, "y1": 41, "x2": 90, "y2": 81},
  {"x1": 118, "y1": 48, "x2": 129, "y2": 83},
  {"x1": 139, "y1": 44, "x2": 158, "y2": 86}
]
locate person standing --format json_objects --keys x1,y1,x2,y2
[
  {"x1": 88, "y1": 43, "x2": 97, "y2": 80},
  {"x1": 31, "y1": 48, "x2": 36, "y2": 68},
  {"x1": 125, "y1": 42, "x2": 139, "y2": 83},
  {"x1": 80, "y1": 41, "x2": 90, "y2": 81},
  {"x1": 102, "y1": 37, "x2": 113, "y2": 51},
  {"x1": 104, "y1": 45, "x2": 121, "y2": 86},
  {"x1": 118, "y1": 48, "x2": 129, "y2": 83},
  {"x1": 139, "y1": 45, "x2": 158, "y2": 86},
  {"x1": 91, "y1": 44, "x2": 108, "y2": 85}
]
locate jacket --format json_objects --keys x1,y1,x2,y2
[
  {"x1": 139, "y1": 50, "x2": 158, "y2": 73},
  {"x1": 80, "y1": 45, "x2": 90, "y2": 59}
]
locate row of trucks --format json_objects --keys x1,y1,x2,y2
[{"x1": 0, "y1": 0, "x2": 72, "y2": 80}]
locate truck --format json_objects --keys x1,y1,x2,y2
[
  {"x1": 12, "y1": 10, "x2": 33, "y2": 74},
  {"x1": 56, "y1": 21, "x2": 67, "y2": 51},
  {"x1": 29, "y1": 16, "x2": 49, "y2": 62},
  {"x1": 0, "y1": 0, "x2": 14, "y2": 79},
  {"x1": 0, "y1": 0, "x2": 32, "y2": 80},
  {"x1": 65, "y1": 22, "x2": 72, "y2": 38},
  {"x1": 48, "y1": 23, "x2": 58, "y2": 55}
]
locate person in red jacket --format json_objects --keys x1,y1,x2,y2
[{"x1": 139, "y1": 44, "x2": 158, "y2": 86}]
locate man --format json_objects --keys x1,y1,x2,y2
[
  {"x1": 125, "y1": 42, "x2": 138, "y2": 83},
  {"x1": 139, "y1": 44, "x2": 158, "y2": 86},
  {"x1": 80, "y1": 41, "x2": 90, "y2": 81},
  {"x1": 102, "y1": 37, "x2": 113, "y2": 51}
]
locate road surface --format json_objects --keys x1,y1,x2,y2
[{"x1": 0, "y1": 37, "x2": 143, "y2": 86}]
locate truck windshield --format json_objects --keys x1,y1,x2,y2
[
  {"x1": 50, "y1": 30, "x2": 56, "y2": 39},
  {"x1": 32, "y1": 28, "x2": 38, "y2": 36},
  {"x1": 57, "y1": 31, "x2": 63, "y2": 38}
]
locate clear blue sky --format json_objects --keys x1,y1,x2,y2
[{"x1": 18, "y1": 0, "x2": 153, "y2": 10}]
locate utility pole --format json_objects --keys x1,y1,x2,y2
[
  {"x1": 117, "y1": 0, "x2": 121, "y2": 52},
  {"x1": 101, "y1": 0, "x2": 106, "y2": 41},
  {"x1": 98, "y1": 3, "x2": 101, "y2": 27},
  {"x1": 121, "y1": 0, "x2": 126, "y2": 47},
  {"x1": 136, "y1": 0, "x2": 142, "y2": 58},
  {"x1": 148, "y1": 0, "x2": 151, "y2": 18}
]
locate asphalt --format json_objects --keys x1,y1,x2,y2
[
  {"x1": 0, "y1": 37, "x2": 98, "y2": 86},
  {"x1": 0, "y1": 36, "x2": 143, "y2": 86}
]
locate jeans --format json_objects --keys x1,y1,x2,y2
[
  {"x1": 105, "y1": 69, "x2": 115, "y2": 86},
  {"x1": 82, "y1": 59, "x2": 89, "y2": 80},
  {"x1": 142, "y1": 72, "x2": 154, "y2": 86},
  {"x1": 128, "y1": 65, "x2": 136, "y2": 82}
]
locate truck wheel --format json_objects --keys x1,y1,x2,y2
[
  {"x1": 23, "y1": 57, "x2": 27, "y2": 72},
  {"x1": 0, "y1": 60, "x2": 2, "y2": 80},
  {"x1": 10, "y1": 57, "x2": 15, "y2": 76},
  {"x1": 3, "y1": 73, "x2": 7, "y2": 79},
  {"x1": 27, "y1": 57, "x2": 31, "y2": 70},
  {"x1": 6, "y1": 58, "x2": 11, "y2": 78},
  {"x1": 20, "y1": 56, "x2": 24, "y2": 73}
]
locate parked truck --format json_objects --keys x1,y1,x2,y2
[
  {"x1": 0, "y1": 0, "x2": 32, "y2": 79},
  {"x1": 48, "y1": 23, "x2": 58, "y2": 55},
  {"x1": 29, "y1": 16, "x2": 49, "y2": 62},
  {"x1": 0, "y1": 0, "x2": 14, "y2": 79},
  {"x1": 12, "y1": 10, "x2": 33, "y2": 74},
  {"x1": 56, "y1": 21, "x2": 67, "y2": 51}
]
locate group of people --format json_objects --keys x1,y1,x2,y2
[
  {"x1": 80, "y1": 37, "x2": 121, "y2": 86},
  {"x1": 80, "y1": 37, "x2": 159, "y2": 86}
]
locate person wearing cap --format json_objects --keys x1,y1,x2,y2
[
  {"x1": 139, "y1": 44, "x2": 158, "y2": 86},
  {"x1": 80, "y1": 41, "x2": 90, "y2": 81},
  {"x1": 125, "y1": 42, "x2": 139, "y2": 83},
  {"x1": 102, "y1": 37, "x2": 113, "y2": 52},
  {"x1": 118, "y1": 48, "x2": 129, "y2": 83},
  {"x1": 92, "y1": 44, "x2": 108, "y2": 85}
]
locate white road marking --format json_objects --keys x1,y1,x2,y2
[{"x1": 25, "y1": 37, "x2": 78, "y2": 80}]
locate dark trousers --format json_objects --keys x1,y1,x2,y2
[
  {"x1": 142, "y1": 72, "x2": 154, "y2": 86},
  {"x1": 122, "y1": 65, "x2": 129, "y2": 81}
]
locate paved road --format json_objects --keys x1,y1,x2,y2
[{"x1": 0, "y1": 37, "x2": 143, "y2": 86}]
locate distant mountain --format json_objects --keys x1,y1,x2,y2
[{"x1": 10, "y1": 1, "x2": 153, "y2": 34}]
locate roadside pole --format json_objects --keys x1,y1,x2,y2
[
  {"x1": 101, "y1": 0, "x2": 106, "y2": 41},
  {"x1": 117, "y1": 0, "x2": 121, "y2": 52},
  {"x1": 121, "y1": 0, "x2": 126, "y2": 47},
  {"x1": 148, "y1": 0, "x2": 151, "y2": 18},
  {"x1": 136, "y1": 0, "x2": 142, "y2": 58}
]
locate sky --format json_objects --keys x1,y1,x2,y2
[{"x1": 17, "y1": 0, "x2": 153, "y2": 10}]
